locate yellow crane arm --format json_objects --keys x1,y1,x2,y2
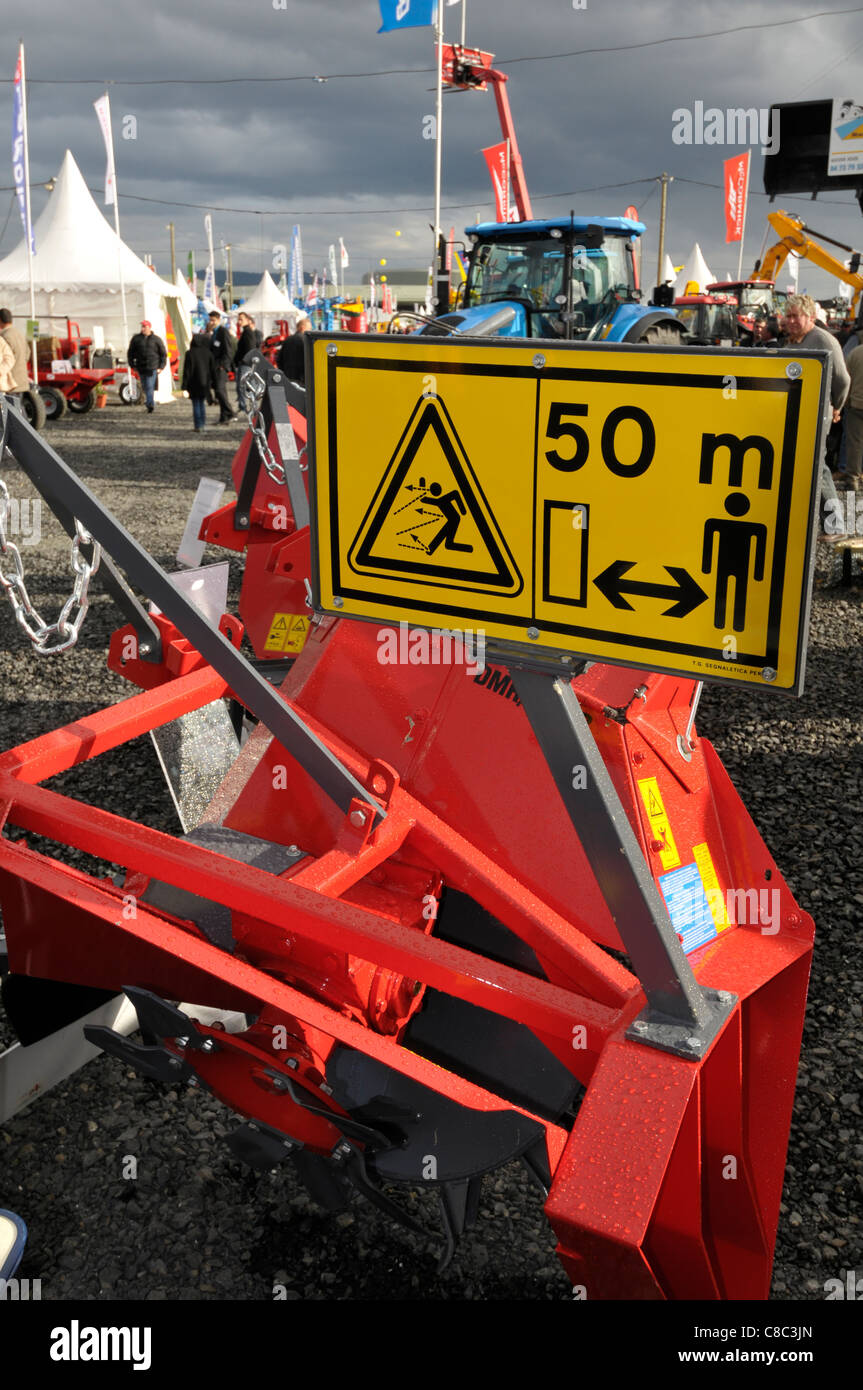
[{"x1": 754, "y1": 210, "x2": 862, "y2": 314}]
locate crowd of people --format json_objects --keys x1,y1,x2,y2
[{"x1": 128, "y1": 309, "x2": 312, "y2": 433}]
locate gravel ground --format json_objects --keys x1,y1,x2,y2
[{"x1": 0, "y1": 397, "x2": 860, "y2": 1302}]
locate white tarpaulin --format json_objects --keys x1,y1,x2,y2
[
  {"x1": 236, "y1": 271, "x2": 300, "y2": 338},
  {"x1": 0, "y1": 150, "x2": 182, "y2": 401},
  {"x1": 674, "y1": 243, "x2": 715, "y2": 296}
]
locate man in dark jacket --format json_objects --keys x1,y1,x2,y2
[
  {"x1": 182, "y1": 332, "x2": 218, "y2": 432},
  {"x1": 127, "y1": 320, "x2": 167, "y2": 412},
  {"x1": 207, "y1": 310, "x2": 236, "y2": 423},
  {"x1": 234, "y1": 311, "x2": 262, "y2": 407},
  {"x1": 276, "y1": 315, "x2": 310, "y2": 386}
]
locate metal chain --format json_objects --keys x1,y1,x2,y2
[
  {"x1": 240, "y1": 370, "x2": 286, "y2": 486},
  {"x1": 0, "y1": 477, "x2": 102, "y2": 655}
]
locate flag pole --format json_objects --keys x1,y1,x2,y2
[
  {"x1": 736, "y1": 154, "x2": 750, "y2": 281},
  {"x1": 460, "y1": 0, "x2": 467, "y2": 47},
  {"x1": 433, "y1": 2, "x2": 444, "y2": 314},
  {"x1": 96, "y1": 93, "x2": 132, "y2": 391},
  {"x1": 18, "y1": 44, "x2": 38, "y2": 387}
]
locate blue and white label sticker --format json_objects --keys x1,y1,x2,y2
[{"x1": 658, "y1": 860, "x2": 718, "y2": 953}]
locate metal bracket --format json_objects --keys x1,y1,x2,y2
[
  {"x1": 510, "y1": 667, "x2": 735, "y2": 1060},
  {"x1": 235, "y1": 355, "x2": 308, "y2": 531},
  {"x1": 3, "y1": 401, "x2": 384, "y2": 825}
]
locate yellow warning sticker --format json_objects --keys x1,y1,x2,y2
[
  {"x1": 264, "y1": 612, "x2": 310, "y2": 654},
  {"x1": 637, "y1": 776, "x2": 681, "y2": 870},
  {"x1": 692, "y1": 841, "x2": 731, "y2": 930}
]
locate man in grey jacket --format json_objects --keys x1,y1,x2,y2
[{"x1": 782, "y1": 295, "x2": 850, "y2": 521}]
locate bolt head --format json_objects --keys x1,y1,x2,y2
[
  {"x1": 632, "y1": 1021, "x2": 648, "y2": 1035},
  {"x1": 685, "y1": 1035, "x2": 701, "y2": 1049},
  {"x1": 761, "y1": 666, "x2": 777, "y2": 682},
  {"x1": 138, "y1": 643, "x2": 151, "y2": 656},
  {"x1": 532, "y1": 353, "x2": 546, "y2": 369},
  {"x1": 785, "y1": 361, "x2": 802, "y2": 380},
  {"x1": 327, "y1": 344, "x2": 338, "y2": 357},
  {"x1": 332, "y1": 596, "x2": 344, "y2": 609},
  {"x1": 349, "y1": 809, "x2": 368, "y2": 828},
  {"x1": 527, "y1": 626, "x2": 540, "y2": 640}
]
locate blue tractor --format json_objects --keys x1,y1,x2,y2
[{"x1": 423, "y1": 215, "x2": 684, "y2": 345}]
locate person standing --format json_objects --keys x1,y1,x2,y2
[
  {"x1": 234, "y1": 311, "x2": 262, "y2": 407},
  {"x1": 276, "y1": 315, "x2": 310, "y2": 385},
  {"x1": 781, "y1": 295, "x2": 849, "y2": 522},
  {"x1": 182, "y1": 332, "x2": 218, "y2": 432},
  {"x1": 207, "y1": 310, "x2": 236, "y2": 423},
  {"x1": 127, "y1": 320, "x2": 167, "y2": 413},
  {"x1": 0, "y1": 309, "x2": 29, "y2": 403},
  {"x1": 0, "y1": 330, "x2": 16, "y2": 396},
  {"x1": 843, "y1": 342, "x2": 863, "y2": 492}
]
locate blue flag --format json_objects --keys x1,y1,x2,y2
[
  {"x1": 12, "y1": 48, "x2": 34, "y2": 253},
  {"x1": 378, "y1": 0, "x2": 437, "y2": 33}
]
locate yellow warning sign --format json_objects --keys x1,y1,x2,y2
[
  {"x1": 309, "y1": 335, "x2": 828, "y2": 693},
  {"x1": 692, "y1": 841, "x2": 731, "y2": 930},
  {"x1": 637, "y1": 776, "x2": 680, "y2": 870},
  {"x1": 264, "y1": 612, "x2": 310, "y2": 654}
]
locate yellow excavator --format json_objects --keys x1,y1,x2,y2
[{"x1": 753, "y1": 209, "x2": 863, "y2": 318}]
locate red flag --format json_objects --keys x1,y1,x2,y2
[
  {"x1": 482, "y1": 141, "x2": 510, "y2": 223},
  {"x1": 724, "y1": 151, "x2": 750, "y2": 243}
]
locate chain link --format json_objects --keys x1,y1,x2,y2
[
  {"x1": 240, "y1": 370, "x2": 286, "y2": 486},
  {"x1": 0, "y1": 477, "x2": 102, "y2": 655}
]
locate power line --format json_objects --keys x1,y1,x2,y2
[{"x1": 1, "y1": 6, "x2": 860, "y2": 86}]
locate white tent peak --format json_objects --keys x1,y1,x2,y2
[
  {"x1": 660, "y1": 253, "x2": 677, "y2": 286},
  {"x1": 674, "y1": 243, "x2": 715, "y2": 296},
  {"x1": 0, "y1": 149, "x2": 175, "y2": 297},
  {"x1": 235, "y1": 271, "x2": 299, "y2": 336}
]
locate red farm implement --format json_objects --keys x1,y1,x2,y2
[{"x1": 0, "y1": 339, "x2": 825, "y2": 1297}]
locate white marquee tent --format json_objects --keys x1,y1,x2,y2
[
  {"x1": 674, "y1": 243, "x2": 715, "y2": 296},
  {"x1": 236, "y1": 271, "x2": 299, "y2": 337},
  {"x1": 0, "y1": 150, "x2": 185, "y2": 401}
]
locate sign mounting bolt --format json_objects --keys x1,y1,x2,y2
[
  {"x1": 527, "y1": 626, "x2": 540, "y2": 640},
  {"x1": 785, "y1": 361, "x2": 802, "y2": 380},
  {"x1": 761, "y1": 666, "x2": 777, "y2": 682},
  {"x1": 327, "y1": 344, "x2": 338, "y2": 357},
  {"x1": 332, "y1": 596, "x2": 344, "y2": 608},
  {"x1": 532, "y1": 353, "x2": 545, "y2": 369}
]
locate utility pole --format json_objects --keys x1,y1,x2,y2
[
  {"x1": 656, "y1": 172, "x2": 673, "y2": 287},
  {"x1": 167, "y1": 221, "x2": 176, "y2": 281},
  {"x1": 226, "y1": 245, "x2": 233, "y2": 307},
  {"x1": 433, "y1": 5, "x2": 449, "y2": 317}
]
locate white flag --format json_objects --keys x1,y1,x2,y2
[
  {"x1": 328, "y1": 244, "x2": 339, "y2": 286},
  {"x1": 93, "y1": 93, "x2": 116, "y2": 206},
  {"x1": 339, "y1": 236, "x2": 349, "y2": 269}
]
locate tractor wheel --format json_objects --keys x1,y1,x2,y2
[
  {"x1": 118, "y1": 379, "x2": 141, "y2": 406},
  {"x1": 67, "y1": 391, "x2": 96, "y2": 415},
  {"x1": 19, "y1": 389, "x2": 47, "y2": 431},
  {"x1": 638, "y1": 321, "x2": 687, "y2": 346},
  {"x1": 39, "y1": 385, "x2": 68, "y2": 421}
]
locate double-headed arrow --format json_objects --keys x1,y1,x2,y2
[{"x1": 594, "y1": 560, "x2": 707, "y2": 619}]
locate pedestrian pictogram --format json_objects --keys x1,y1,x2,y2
[
  {"x1": 309, "y1": 334, "x2": 828, "y2": 694},
  {"x1": 348, "y1": 395, "x2": 523, "y2": 596}
]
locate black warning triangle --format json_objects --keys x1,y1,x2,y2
[
  {"x1": 272, "y1": 616, "x2": 288, "y2": 631},
  {"x1": 348, "y1": 395, "x2": 523, "y2": 597}
]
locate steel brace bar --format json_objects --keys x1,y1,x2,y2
[
  {"x1": 510, "y1": 667, "x2": 735, "y2": 1059},
  {"x1": 1, "y1": 400, "x2": 381, "y2": 824}
]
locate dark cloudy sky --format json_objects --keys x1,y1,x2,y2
[{"x1": 3, "y1": 0, "x2": 863, "y2": 296}]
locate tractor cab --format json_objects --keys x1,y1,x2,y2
[
  {"x1": 673, "y1": 292, "x2": 739, "y2": 345},
  {"x1": 427, "y1": 216, "x2": 683, "y2": 344},
  {"x1": 707, "y1": 280, "x2": 788, "y2": 342}
]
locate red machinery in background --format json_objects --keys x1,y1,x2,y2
[{"x1": 0, "y1": 358, "x2": 814, "y2": 1297}]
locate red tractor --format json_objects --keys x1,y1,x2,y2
[{"x1": 33, "y1": 318, "x2": 118, "y2": 421}]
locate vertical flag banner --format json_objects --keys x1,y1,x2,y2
[
  {"x1": 93, "y1": 93, "x2": 117, "y2": 206},
  {"x1": 482, "y1": 141, "x2": 510, "y2": 223},
  {"x1": 378, "y1": 0, "x2": 437, "y2": 33},
  {"x1": 328, "y1": 244, "x2": 339, "y2": 288},
  {"x1": 306, "y1": 274, "x2": 319, "y2": 309},
  {"x1": 11, "y1": 48, "x2": 34, "y2": 252},
  {"x1": 369, "y1": 274, "x2": 377, "y2": 309},
  {"x1": 724, "y1": 151, "x2": 750, "y2": 243},
  {"x1": 339, "y1": 237, "x2": 349, "y2": 269},
  {"x1": 187, "y1": 250, "x2": 196, "y2": 293},
  {"x1": 203, "y1": 213, "x2": 215, "y2": 303},
  {"x1": 289, "y1": 225, "x2": 304, "y2": 300}
]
